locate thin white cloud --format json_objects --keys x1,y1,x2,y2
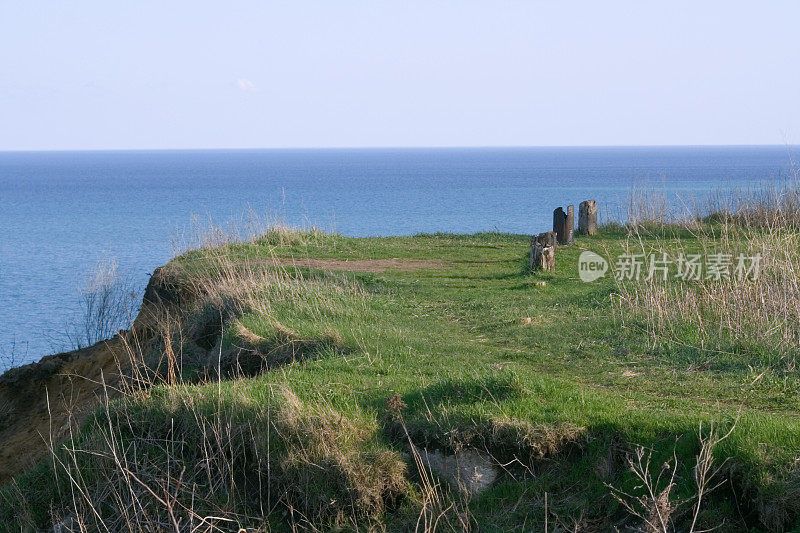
[{"x1": 236, "y1": 78, "x2": 258, "y2": 92}]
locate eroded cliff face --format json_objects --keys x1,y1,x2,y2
[
  {"x1": 0, "y1": 266, "x2": 185, "y2": 485},
  {"x1": 0, "y1": 336, "x2": 131, "y2": 484}
]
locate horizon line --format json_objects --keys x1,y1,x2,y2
[{"x1": 1, "y1": 143, "x2": 798, "y2": 154}]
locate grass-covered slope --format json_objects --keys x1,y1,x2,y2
[{"x1": 3, "y1": 226, "x2": 800, "y2": 531}]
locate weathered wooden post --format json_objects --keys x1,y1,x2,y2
[
  {"x1": 578, "y1": 200, "x2": 597, "y2": 236},
  {"x1": 553, "y1": 206, "x2": 574, "y2": 245},
  {"x1": 530, "y1": 231, "x2": 557, "y2": 272},
  {"x1": 566, "y1": 205, "x2": 575, "y2": 243},
  {"x1": 553, "y1": 208, "x2": 565, "y2": 243}
]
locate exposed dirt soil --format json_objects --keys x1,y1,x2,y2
[
  {"x1": 273, "y1": 257, "x2": 446, "y2": 272},
  {"x1": 0, "y1": 268, "x2": 180, "y2": 486},
  {"x1": 0, "y1": 335, "x2": 131, "y2": 484}
]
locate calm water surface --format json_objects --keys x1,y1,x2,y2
[{"x1": 1, "y1": 146, "x2": 797, "y2": 362}]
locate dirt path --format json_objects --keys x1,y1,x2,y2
[{"x1": 272, "y1": 257, "x2": 446, "y2": 272}]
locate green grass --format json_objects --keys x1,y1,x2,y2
[{"x1": 3, "y1": 227, "x2": 800, "y2": 531}]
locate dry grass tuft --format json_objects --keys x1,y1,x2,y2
[
  {"x1": 613, "y1": 185, "x2": 800, "y2": 369},
  {"x1": 19, "y1": 383, "x2": 413, "y2": 531},
  {"x1": 615, "y1": 222, "x2": 800, "y2": 369},
  {"x1": 276, "y1": 389, "x2": 410, "y2": 525},
  {"x1": 171, "y1": 209, "x2": 332, "y2": 255},
  {"x1": 487, "y1": 417, "x2": 586, "y2": 463},
  {"x1": 233, "y1": 320, "x2": 265, "y2": 345}
]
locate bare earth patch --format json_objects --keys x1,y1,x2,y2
[
  {"x1": 273, "y1": 257, "x2": 446, "y2": 272},
  {"x1": 0, "y1": 335, "x2": 131, "y2": 484}
]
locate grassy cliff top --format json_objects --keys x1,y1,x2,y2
[{"x1": 4, "y1": 226, "x2": 800, "y2": 531}]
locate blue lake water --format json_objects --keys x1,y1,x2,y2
[{"x1": 1, "y1": 146, "x2": 798, "y2": 363}]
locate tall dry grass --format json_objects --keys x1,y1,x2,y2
[
  {"x1": 613, "y1": 184, "x2": 800, "y2": 368},
  {"x1": 29, "y1": 379, "x2": 412, "y2": 532},
  {"x1": 170, "y1": 210, "x2": 329, "y2": 256},
  {"x1": 701, "y1": 183, "x2": 800, "y2": 229}
]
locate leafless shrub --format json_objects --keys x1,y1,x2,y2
[
  {"x1": 608, "y1": 423, "x2": 733, "y2": 533},
  {"x1": 689, "y1": 423, "x2": 735, "y2": 533},
  {"x1": 612, "y1": 180, "x2": 800, "y2": 233},
  {"x1": 609, "y1": 445, "x2": 679, "y2": 533},
  {"x1": 0, "y1": 337, "x2": 28, "y2": 373},
  {"x1": 63, "y1": 258, "x2": 140, "y2": 350}
]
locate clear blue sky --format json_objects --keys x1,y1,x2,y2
[{"x1": 1, "y1": 1, "x2": 799, "y2": 150}]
